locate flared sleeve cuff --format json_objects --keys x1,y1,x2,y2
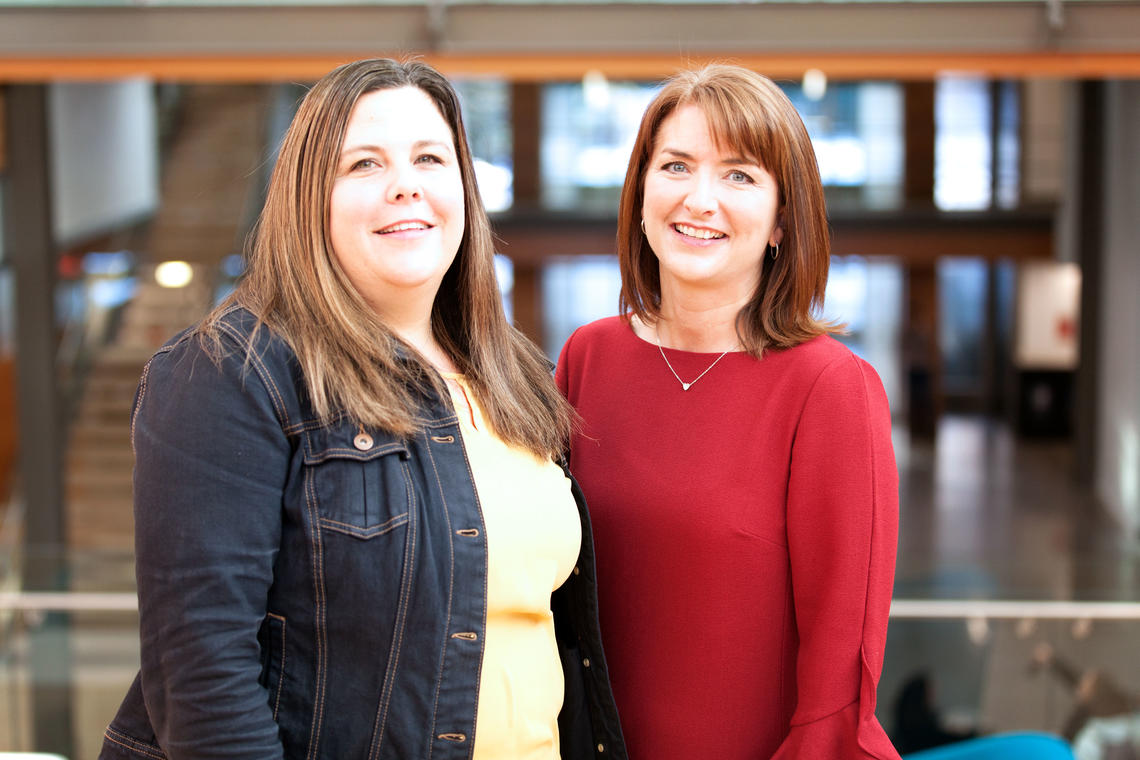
[{"x1": 769, "y1": 662, "x2": 900, "y2": 760}]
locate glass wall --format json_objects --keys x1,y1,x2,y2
[
  {"x1": 541, "y1": 78, "x2": 659, "y2": 213},
  {"x1": 934, "y1": 75, "x2": 1023, "y2": 212},
  {"x1": 540, "y1": 77, "x2": 908, "y2": 215},
  {"x1": 542, "y1": 254, "x2": 622, "y2": 356},
  {"x1": 826, "y1": 255, "x2": 904, "y2": 412},
  {"x1": 939, "y1": 257, "x2": 989, "y2": 401},
  {"x1": 455, "y1": 79, "x2": 513, "y2": 213},
  {"x1": 785, "y1": 80, "x2": 905, "y2": 211}
]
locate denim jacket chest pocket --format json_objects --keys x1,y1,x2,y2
[{"x1": 301, "y1": 421, "x2": 412, "y2": 539}]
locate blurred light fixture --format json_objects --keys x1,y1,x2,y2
[
  {"x1": 802, "y1": 68, "x2": 828, "y2": 102},
  {"x1": 583, "y1": 69, "x2": 611, "y2": 110},
  {"x1": 966, "y1": 616, "x2": 991, "y2": 646},
  {"x1": 155, "y1": 261, "x2": 194, "y2": 288}
]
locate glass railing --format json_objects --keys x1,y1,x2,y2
[
  {"x1": 884, "y1": 604, "x2": 1140, "y2": 758},
  {"x1": 3, "y1": 580, "x2": 1140, "y2": 757}
]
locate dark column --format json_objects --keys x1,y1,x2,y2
[
  {"x1": 983, "y1": 259, "x2": 1004, "y2": 418},
  {"x1": 1074, "y1": 81, "x2": 1104, "y2": 485},
  {"x1": 989, "y1": 80, "x2": 1003, "y2": 208},
  {"x1": 512, "y1": 265, "x2": 543, "y2": 349},
  {"x1": 903, "y1": 82, "x2": 936, "y2": 206},
  {"x1": 902, "y1": 81, "x2": 941, "y2": 438},
  {"x1": 510, "y1": 81, "x2": 541, "y2": 214},
  {"x1": 508, "y1": 82, "x2": 544, "y2": 346},
  {"x1": 4, "y1": 86, "x2": 67, "y2": 585},
  {"x1": 904, "y1": 263, "x2": 941, "y2": 438},
  {"x1": 2, "y1": 83, "x2": 75, "y2": 755}
]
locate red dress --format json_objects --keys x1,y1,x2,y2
[{"x1": 556, "y1": 316, "x2": 901, "y2": 760}]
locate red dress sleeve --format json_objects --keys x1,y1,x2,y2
[{"x1": 772, "y1": 354, "x2": 901, "y2": 760}]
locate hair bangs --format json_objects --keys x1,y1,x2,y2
[{"x1": 687, "y1": 85, "x2": 780, "y2": 181}]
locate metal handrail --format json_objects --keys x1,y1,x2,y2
[{"x1": 4, "y1": 592, "x2": 1140, "y2": 620}]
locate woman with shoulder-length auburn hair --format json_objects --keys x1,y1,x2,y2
[
  {"x1": 557, "y1": 64, "x2": 901, "y2": 759},
  {"x1": 101, "y1": 58, "x2": 626, "y2": 760}
]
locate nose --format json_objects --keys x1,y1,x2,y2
[
  {"x1": 683, "y1": 172, "x2": 716, "y2": 216},
  {"x1": 386, "y1": 164, "x2": 422, "y2": 203}
]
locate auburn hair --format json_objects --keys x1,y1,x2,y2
[
  {"x1": 203, "y1": 58, "x2": 571, "y2": 458},
  {"x1": 618, "y1": 64, "x2": 839, "y2": 355}
]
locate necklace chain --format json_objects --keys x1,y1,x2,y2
[{"x1": 654, "y1": 328, "x2": 736, "y2": 391}]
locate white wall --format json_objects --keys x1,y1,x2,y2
[
  {"x1": 1096, "y1": 80, "x2": 1140, "y2": 533},
  {"x1": 1014, "y1": 261, "x2": 1080, "y2": 370},
  {"x1": 48, "y1": 79, "x2": 159, "y2": 247}
]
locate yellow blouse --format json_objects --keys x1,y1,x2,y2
[{"x1": 444, "y1": 374, "x2": 582, "y2": 760}]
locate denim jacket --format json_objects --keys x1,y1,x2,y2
[{"x1": 100, "y1": 306, "x2": 626, "y2": 760}]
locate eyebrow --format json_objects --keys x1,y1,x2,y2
[
  {"x1": 340, "y1": 139, "x2": 455, "y2": 157},
  {"x1": 658, "y1": 147, "x2": 758, "y2": 167},
  {"x1": 659, "y1": 148, "x2": 696, "y2": 161}
]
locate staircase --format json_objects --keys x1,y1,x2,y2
[{"x1": 65, "y1": 85, "x2": 273, "y2": 580}]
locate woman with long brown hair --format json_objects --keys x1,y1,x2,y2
[
  {"x1": 101, "y1": 58, "x2": 625, "y2": 760},
  {"x1": 557, "y1": 64, "x2": 900, "y2": 759}
]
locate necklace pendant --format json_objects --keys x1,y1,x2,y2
[{"x1": 681, "y1": 382, "x2": 691, "y2": 391}]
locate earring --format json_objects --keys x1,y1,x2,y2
[
  {"x1": 771, "y1": 242, "x2": 780, "y2": 260},
  {"x1": 640, "y1": 219, "x2": 646, "y2": 234}
]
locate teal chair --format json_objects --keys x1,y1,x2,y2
[{"x1": 904, "y1": 732, "x2": 1074, "y2": 760}]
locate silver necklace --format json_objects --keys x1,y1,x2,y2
[{"x1": 654, "y1": 328, "x2": 736, "y2": 391}]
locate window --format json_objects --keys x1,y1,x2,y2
[
  {"x1": 541, "y1": 79, "x2": 659, "y2": 212},
  {"x1": 454, "y1": 79, "x2": 513, "y2": 212},
  {"x1": 935, "y1": 76, "x2": 992, "y2": 211},
  {"x1": 784, "y1": 81, "x2": 905, "y2": 211},
  {"x1": 542, "y1": 255, "x2": 622, "y2": 358}
]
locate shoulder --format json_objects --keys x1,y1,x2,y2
[
  {"x1": 560, "y1": 315, "x2": 634, "y2": 359},
  {"x1": 775, "y1": 335, "x2": 890, "y2": 418},
  {"x1": 148, "y1": 306, "x2": 287, "y2": 377},
  {"x1": 567, "y1": 315, "x2": 631, "y2": 347},
  {"x1": 556, "y1": 315, "x2": 634, "y2": 394},
  {"x1": 139, "y1": 305, "x2": 304, "y2": 429},
  {"x1": 772, "y1": 334, "x2": 878, "y2": 384}
]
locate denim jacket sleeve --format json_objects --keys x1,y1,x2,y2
[{"x1": 130, "y1": 327, "x2": 290, "y2": 759}]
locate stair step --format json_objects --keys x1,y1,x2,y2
[{"x1": 68, "y1": 449, "x2": 136, "y2": 471}]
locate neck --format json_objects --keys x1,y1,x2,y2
[
  {"x1": 376, "y1": 304, "x2": 458, "y2": 375},
  {"x1": 656, "y1": 280, "x2": 749, "y2": 353}
]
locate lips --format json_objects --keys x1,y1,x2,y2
[
  {"x1": 673, "y1": 222, "x2": 726, "y2": 240},
  {"x1": 375, "y1": 220, "x2": 432, "y2": 234}
]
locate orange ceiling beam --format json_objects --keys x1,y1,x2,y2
[{"x1": 2, "y1": 51, "x2": 1139, "y2": 82}]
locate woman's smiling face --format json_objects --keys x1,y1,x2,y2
[
  {"x1": 641, "y1": 103, "x2": 783, "y2": 302},
  {"x1": 328, "y1": 86, "x2": 465, "y2": 316}
]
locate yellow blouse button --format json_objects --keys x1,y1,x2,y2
[{"x1": 353, "y1": 433, "x2": 373, "y2": 451}]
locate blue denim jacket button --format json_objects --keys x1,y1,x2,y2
[{"x1": 353, "y1": 433, "x2": 374, "y2": 451}]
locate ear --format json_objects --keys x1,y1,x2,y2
[{"x1": 769, "y1": 208, "x2": 786, "y2": 247}]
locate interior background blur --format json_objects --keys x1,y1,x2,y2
[{"x1": 1, "y1": 1, "x2": 1139, "y2": 757}]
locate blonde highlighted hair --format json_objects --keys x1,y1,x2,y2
[
  {"x1": 618, "y1": 64, "x2": 839, "y2": 355},
  {"x1": 204, "y1": 58, "x2": 571, "y2": 458}
]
